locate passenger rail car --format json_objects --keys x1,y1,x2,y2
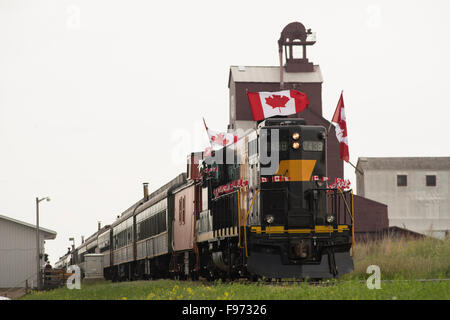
[{"x1": 69, "y1": 117, "x2": 354, "y2": 281}]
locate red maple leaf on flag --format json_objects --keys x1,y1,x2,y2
[
  {"x1": 211, "y1": 133, "x2": 229, "y2": 146},
  {"x1": 265, "y1": 95, "x2": 290, "y2": 112}
]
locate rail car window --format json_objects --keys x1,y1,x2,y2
[
  {"x1": 179, "y1": 196, "x2": 186, "y2": 225},
  {"x1": 182, "y1": 196, "x2": 186, "y2": 224},
  {"x1": 113, "y1": 217, "x2": 134, "y2": 249},
  {"x1": 136, "y1": 209, "x2": 167, "y2": 241},
  {"x1": 179, "y1": 198, "x2": 182, "y2": 224}
]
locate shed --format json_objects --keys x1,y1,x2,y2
[{"x1": 0, "y1": 214, "x2": 56, "y2": 288}]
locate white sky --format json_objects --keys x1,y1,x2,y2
[{"x1": 1, "y1": 0, "x2": 449, "y2": 264}]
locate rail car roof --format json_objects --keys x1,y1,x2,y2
[
  {"x1": 110, "y1": 173, "x2": 187, "y2": 228},
  {"x1": 84, "y1": 225, "x2": 111, "y2": 243}
]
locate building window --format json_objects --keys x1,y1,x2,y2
[
  {"x1": 426, "y1": 175, "x2": 436, "y2": 187},
  {"x1": 397, "y1": 175, "x2": 407, "y2": 187}
]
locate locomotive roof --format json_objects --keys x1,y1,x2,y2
[{"x1": 110, "y1": 173, "x2": 187, "y2": 228}]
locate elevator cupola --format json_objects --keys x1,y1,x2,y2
[{"x1": 278, "y1": 22, "x2": 316, "y2": 74}]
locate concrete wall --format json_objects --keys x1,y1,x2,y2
[
  {"x1": 0, "y1": 219, "x2": 46, "y2": 288},
  {"x1": 358, "y1": 168, "x2": 450, "y2": 238}
]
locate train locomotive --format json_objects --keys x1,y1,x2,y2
[{"x1": 60, "y1": 117, "x2": 354, "y2": 281}]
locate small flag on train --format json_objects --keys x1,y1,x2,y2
[
  {"x1": 247, "y1": 89, "x2": 309, "y2": 121},
  {"x1": 203, "y1": 118, "x2": 238, "y2": 149},
  {"x1": 312, "y1": 175, "x2": 329, "y2": 182},
  {"x1": 327, "y1": 178, "x2": 351, "y2": 190},
  {"x1": 272, "y1": 175, "x2": 290, "y2": 182},
  {"x1": 331, "y1": 92, "x2": 349, "y2": 162}
]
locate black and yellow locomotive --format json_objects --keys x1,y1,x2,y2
[{"x1": 200, "y1": 117, "x2": 354, "y2": 279}]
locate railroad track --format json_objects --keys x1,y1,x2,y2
[{"x1": 198, "y1": 277, "x2": 450, "y2": 287}]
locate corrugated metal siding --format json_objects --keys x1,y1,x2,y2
[
  {"x1": 103, "y1": 250, "x2": 110, "y2": 268},
  {"x1": 136, "y1": 232, "x2": 169, "y2": 260},
  {"x1": 0, "y1": 219, "x2": 46, "y2": 288},
  {"x1": 112, "y1": 243, "x2": 133, "y2": 265}
]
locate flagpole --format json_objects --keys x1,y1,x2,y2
[
  {"x1": 346, "y1": 160, "x2": 364, "y2": 175},
  {"x1": 327, "y1": 121, "x2": 333, "y2": 134}
]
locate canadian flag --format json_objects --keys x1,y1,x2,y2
[
  {"x1": 203, "y1": 118, "x2": 238, "y2": 150},
  {"x1": 272, "y1": 175, "x2": 290, "y2": 182},
  {"x1": 247, "y1": 90, "x2": 309, "y2": 121},
  {"x1": 331, "y1": 92, "x2": 349, "y2": 162}
]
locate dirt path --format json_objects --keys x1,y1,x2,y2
[{"x1": 0, "y1": 288, "x2": 27, "y2": 299}]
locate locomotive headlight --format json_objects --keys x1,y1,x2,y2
[
  {"x1": 292, "y1": 142, "x2": 300, "y2": 149},
  {"x1": 326, "y1": 215, "x2": 335, "y2": 224},
  {"x1": 265, "y1": 215, "x2": 275, "y2": 224},
  {"x1": 292, "y1": 132, "x2": 300, "y2": 140}
]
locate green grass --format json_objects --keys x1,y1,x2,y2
[
  {"x1": 20, "y1": 237, "x2": 450, "y2": 300},
  {"x1": 20, "y1": 279, "x2": 449, "y2": 300},
  {"x1": 346, "y1": 236, "x2": 450, "y2": 280}
]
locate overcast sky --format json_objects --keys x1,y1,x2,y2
[{"x1": 1, "y1": 0, "x2": 449, "y2": 264}]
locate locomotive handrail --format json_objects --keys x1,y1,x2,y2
[
  {"x1": 238, "y1": 189, "x2": 241, "y2": 248},
  {"x1": 243, "y1": 188, "x2": 260, "y2": 258},
  {"x1": 351, "y1": 191, "x2": 355, "y2": 255},
  {"x1": 335, "y1": 187, "x2": 355, "y2": 255},
  {"x1": 336, "y1": 188, "x2": 353, "y2": 223}
]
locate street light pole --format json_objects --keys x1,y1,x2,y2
[
  {"x1": 36, "y1": 196, "x2": 50, "y2": 290},
  {"x1": 35, "y1": 197, "x2": 40, "y2": 290}
]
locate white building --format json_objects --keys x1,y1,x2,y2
[
  {"x1": 356, "y1": 157, "x2": 450, "y2": 239},
  {"x1": 0, "y1": 214, "x2": 56, "y2": 288}
]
